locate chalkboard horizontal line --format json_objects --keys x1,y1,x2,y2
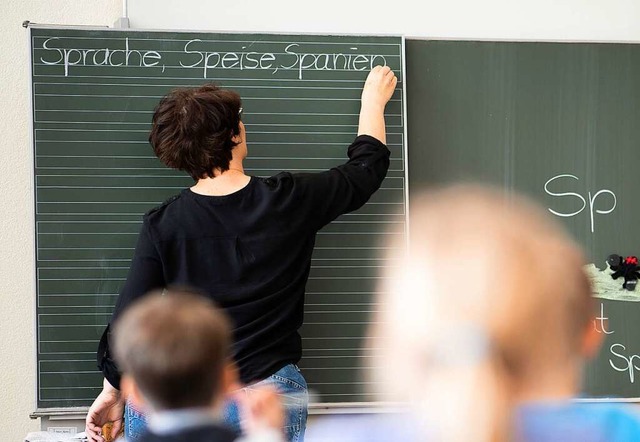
[
  {"x1": 33, "y1": 48, "x2": 401, "y2": 60},
  {"x1": 36, "y1": 233, "x2": 395, "y2": 238},
  {"x1": 35, "y1": 128, "x2": 388, "y2": 133},
  {"x1": 39, "y1": 352, "x2": 96, "y2": 356},
  {"x1": 38, "y1": 313, "x2": 110, "y2": 319},
  {"x1": 303, "y1": 322, "x2": 376, "y2": 325},
  {"x1": 37, "y1": 109, "x2": 153, "y2": 113},
  {"x1": 38, "y1": 232, "x2": 138, "y2": 237},
  {"x1": 37, "y1": 307, "x2": 111, "y2": 312},
  {"x1": 306, "y1": 291, "x2": 385, "y2": 294},
  {"x1": 309, "y1": 393, "x2": 380, "y2": 397},
  {"x1": 304, "y1": 310, "x2": 379, "y2": 316},
  {"x1": 33, "y1": 48, "x2": 402, "y2": 58},
  {"x1": 35, "y1": 219, "x2": 401, "y2": 225},
  {"x1": 305, "y1": 303, "x2": 380, "y2": 306},
  {"x1": 311, "y1": 265, "x2": 393, "y2": 269},
  {"x1": 34, "y1": 84, "x2": 379, "y2": 92},
  {"x1": 38, "y1": 293, "x2": 116, "y2": 297},
  {"x1": 38, "y1": 155, "x2": 156, "y2": 158},
  {"x1": 34, "y1": 88, "x2": 400, "y2": 96},
  {"x1": 37, "y1": 186, "x2": 183, "y2": 189},
  {"x1": 39, "y1": 386, "x2": 101, "y2": 390},
  {"x1": 35, "y1": 222, "x2": 398, "y2": 228},
  {"x1": 33, "y1": 213, "x2": 402, "y2": 219},
  {"x1": 40, "y1": 310, "x2": 121, "y2": 315},
  {"x1": 35, "y1": 129, "x2": 398, "y2": 135},
  {"x1": 55, "y1": 130, "x2": 401, "y2": 137},
  {"x1": 37, "y1": 275, "x2": 386, "y2": 281},
  {"x1": 35, "y1": 257, "x2": 388, "y2": 263},
  {"x1": 34, "y1": 211, "x2": 402, "y2": 216},
  {"x1": 37, "y1": 291, "x2": 378, "y2": 296},
  {"x1": 301, "y1": 337, "x2": 366, "y2": 340},
  {"x1": 38, "y1": 247, "x2": 132, "y2": 250},
  {"x1": 36, "y1": 214, "x2": 133, "y2": 217},
  {"x1": 36, "y1": 155, "x2": 351, "y2": 160},
  {"x1": 36, "y1": 120, "x2": 151, "y2": 125},
  {"x1": 304, "y1": 349, "x2": 378, "y2": 353},
  {"x1": 36, "y1": 220, "x2": 140, "y2": 223},
  {"x1": 32, "y1": 35, "x2": 401, "y2": 46},
  {"x1": 38, "y1": 278, "x2": 123, "y2": 282},
  {"x1": 305, "y1": 309, "x2": 380, "y2": 314},
  {"x1": 295, "y1": 367, "x2": 375, "y2": 371},
  {"x1": 36, "y1": 110, "x2": 403, "y2": 117},
  {"x1": 37, "y1": 265, "x2": 388, "y2": 271},
  {"x1": 39, "y1": 351, "x2": 377, "y2": 357},
  {"x1": 36, "y1": 123, "x2": 388, "y2": 129},
  {"x1": 40, "y1": 339, "x2": 97, "y2": 343},
  {"x1": 33, "y1": 64, "x2": 401, "y2": 74},
  {"x1": 314, "y1": 246, "x2": 397, "y2": 249},
  {"x1": 36, "y1": 201, "x2": 402, "y2": 206},
  {"x1": 32, "y1": 73, "x2": 395, "y2": 82},
  {"x1": 37, "y1": 140, "x2": 148, "y2": 144},
  {"x1": 35, "y1": 168, "x2": 406, "y2": 173},
  {"x1": 40, "y1": 324, "x2": 108, "y2": 328},
  {"x1": 35, "y1": 140, "x2": 403, "y2": 146},
  {"x1": 36, "y1": 200, "x2": 158, "y2": 202},
  {"x1": 33, "y1": 81, "x2": 380, "y2": 90},
  {"x1": 36, "y1": 173, "x2": 187, "y2": 177},
  {"x1": 37, "y1": 234, "x2": 397, "y2": 240},
  {"x1": 310, "y1": 276, "x2": 387, "y2": 280},
  {"x1": 36, "y1": 292, "x2": 380, "y2": 297},
  {"x1": 301, "y1": 355, "x2": 375, "y2": 359},
  {"x1": 302, "y1": 382, "x2": 377, "y2": 385},
  {"x1": 35, "y1": 127, "x2": 146, "y2": 133},
  {"x1": 36, "y1": 246, "x2": 394, "y2": 250},
  {"x1": 34, "y1": 93, "x2": 401, "y2": 103}
]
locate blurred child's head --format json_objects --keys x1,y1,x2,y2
[
  {"x1": 113, "y1": 290, "x2": 231, "y2": 412},
  {"x1": 370, "y1": 184, "x2": 595, "y2": 441}
]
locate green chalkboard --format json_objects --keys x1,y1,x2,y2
[
  {"x1": 30, "y1": 27, "x2": 406, "y2": 409},
  {"x1": 406, "y1": 39, "x2": 640, "y2": 399}
]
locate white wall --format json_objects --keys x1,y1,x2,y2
[
  {"x1": 0, "y1": 1, "x2": 121, "y2": 439},
  {"x1": 128, "y1": 0, "x2": 640, "y2": 42},
  {"x1": 3, "y1": 0, "x2": 640, "y2": 439}
]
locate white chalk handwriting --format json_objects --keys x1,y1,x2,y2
[
  {"x1": 39, "y1": 38, "x2": 389, "y2": 79},
  {"x1": 544, "y1": 174, "x2": 616, "y2": 233}
]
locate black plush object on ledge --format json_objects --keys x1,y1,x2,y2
[{"x1": 607, "y1": 254, "x2": 640, "y2": 291}]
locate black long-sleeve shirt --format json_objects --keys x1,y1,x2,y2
[{"x1": 98, "y1": 135, "x2": 390, "y2": 388}]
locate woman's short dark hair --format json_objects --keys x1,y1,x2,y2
[{"x1": 149, "y1": 84, "x2": 242, "y2": 180}]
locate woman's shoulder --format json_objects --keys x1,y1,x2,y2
[
  {"x1": 143, "y1": 192, "x2": 185, "y2": 221},
  {"x1": 258, "y1": 172, "x2": 294, "y2": 188}
]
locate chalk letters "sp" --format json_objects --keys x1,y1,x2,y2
[{"x1": 544, "y1": 174, "x2": 616, "y2": 233}]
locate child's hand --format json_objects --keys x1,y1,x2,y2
[{"x1": 238, "y1": 385, "x2": 285, "y2": 435}]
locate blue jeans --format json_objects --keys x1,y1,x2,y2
[
  {"x1": 124, "y1": 402, "x2": 146, "y2": 440},
  {"x1": 124, "y1": 363, "x2": 308, "y2": 442}
]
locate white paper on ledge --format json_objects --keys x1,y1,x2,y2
[{"x1": 24, "y1": 432, "x2": 87, "y2": 442}]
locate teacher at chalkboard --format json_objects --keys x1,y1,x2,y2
[{"x1": 85, "y1": 65, "x2": 397, "y2": 442}]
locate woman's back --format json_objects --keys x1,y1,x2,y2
[{"x1": 114, "y1": 135, "x2": 390, "y2": 384}]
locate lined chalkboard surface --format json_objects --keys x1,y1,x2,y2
[
  {"x1": 406, "y1": 40, "x2": 640, "y2": 399},
  {"x1": 31, "y1": 27, "x2": 406, "y2": 408}
]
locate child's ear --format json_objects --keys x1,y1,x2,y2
[
  {"x1": 222, "y1": 361, "x2": 241, "y2": 394},
  {"x1": 121, "y1": 374, "x2": 146, "y2": 411},
  {"x1": 582, "y1": 318, "x2": 605, "y2": 360}
]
